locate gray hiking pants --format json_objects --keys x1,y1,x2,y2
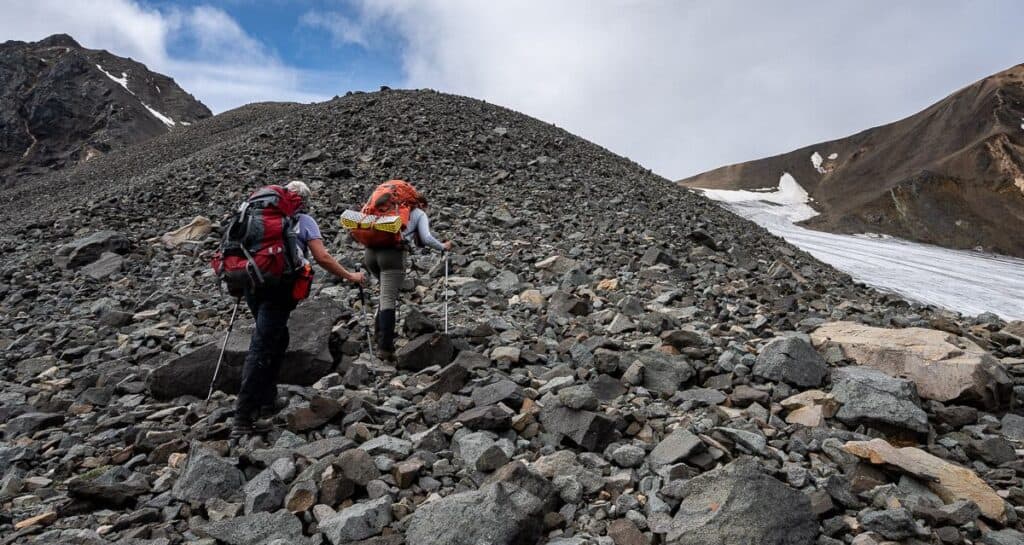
[{"x1": 364, "y1": 247, "x2": 405, "y2": 310}]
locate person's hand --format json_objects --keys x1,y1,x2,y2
[
  {"x1": 348, "y1": 271, "x2": 367, "y2": 285},
  {"x1": 443, "y1": 240, "x2": 454, "y2": 251}
]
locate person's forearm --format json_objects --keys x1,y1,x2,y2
[
  {"x1": 315, "y1": 255, "x2": 353, "y2": 280},
  {"x1": 417, "y1": 215, "x2": 446, "y2": 251}
]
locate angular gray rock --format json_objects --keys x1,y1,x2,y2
[
  {"x1": 649, "y1": 427, "x2": 703, "y2": 467},
  {"x1": 4, "y1": 412, "x2": 64, "y2": 439},
  {"x1": 199, "y1": 510, "x2": 312, "y2": 545},
  {"x1": 1000, "y1": 413, "x2": 1024, "y2": 442},
  {"x1": 540, "y1": 405, "x2": 619, "y2": 452},
  {"x1": 454, "y1": 431, "x2": 509, "y2": 472},
  {"x1": 630, "y1": 351, "x2": 694, "y2": 396},
  {"x1": 81, "y1": 251, "x2": 124, "y2": 279},
  {"x1": 558, "y1": 384, "x2": 599, "y2": 410},
  {"x1": 172, "y1": 443, "x2": 245, "y2": 503},
  {"x1": 319, "y1": 496, "x2": 393, "y2": 544},
  {"x1": 471, "y1": 379, "x2": 525, "y2": 410},
  {"x1": 860, "y1": 508, "x2": 923, "y2": 540},
  {"x1": 981, "y1": 529, "x2": 1024, "y2": 545},
  {"x1": 753, "y1": 336, "x2": 828, "y2": 388},
  {"x1": 244, "y1": 468, "x2": 287, "y2": 514},
  {"x1": 359, "y1": 435, "x2": 413, "y2": 459},
  {"x1": 396, "y1": 333, "x2": 455, "y2": 371},
  {"x1": 831, "y1": 367, "x2": 929, "y2": 433},
  {"x1": 666, "y1": 458, "x2": 817, "y2": 545},
  {"x1": 54, "y1": 230, "x2": 130, "y2": 269},
  {"x1": 148, "y1": 298, "x2": 343, "y2": 398},
  {"x1": 67, "y1": 465, "x2": 150, "y2": 506},
  {"x1": 405, "y1": 462, "x2": 554, "y2": 545}
]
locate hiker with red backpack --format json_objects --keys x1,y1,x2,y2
[
  {"x1": 213, "y1": 180, "x2": 365, "y2": 436},
  {"x1": 341, "y1": 180, "x2": 452, "y2": 360}
]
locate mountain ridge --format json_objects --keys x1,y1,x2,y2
[
  {"x1": 0, "y1": 33, "x2": 212, "y2": 183},
  {"x1": 680, "y1": 63, "x2": 1024, "y2": 257}
]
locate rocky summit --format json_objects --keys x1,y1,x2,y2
[
  {"x1": 0, "y1": 34, "x2": 211, "y2": 184},
  {"x1": 1, "y1": 87, "x2": 1024, "y2": 545}
]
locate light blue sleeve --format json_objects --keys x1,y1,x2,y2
[{"x1": 407, "y1": 208, "x2": 445, "y2": 251}]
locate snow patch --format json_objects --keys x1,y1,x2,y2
[
  {"x1": 698, "y1": 178, "x2": 1024, "y2": 320},
  {"x1": 96, "y1": 64, "x2": 130, "y2": 92},
  {"x1": 810, "y1": 151, "x2": 827, "y2": 174},
  {"x1": 697, "y1": 173, "x2": 818, "y2": 222},
  {"x1": 141, "y1": 102, "x2": 175, "y2": 128},
  {"x1": 828, "y1": 152, "x2": 838, "y2": 160},
  {"x1": 96, "y1": 64, "x2": 174, "y2": 129}
]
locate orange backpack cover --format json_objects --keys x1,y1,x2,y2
[{"x1": 350, "y1": 180, "x2": 421, "y2": 248}]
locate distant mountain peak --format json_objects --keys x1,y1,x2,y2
[
  {"x1": 36, "y1": 33, "x2": 82, "y2": 49},
  {"x1": 0, "y1": 34, "x2": 211, "y2": 183}
]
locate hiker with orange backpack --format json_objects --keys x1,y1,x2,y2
[
  {"x1": 341, "y1": 180, "x2": 452, "y2": 360},
  {"x1": 213, "y1": 180, "x2": 365, "y2": 436}
]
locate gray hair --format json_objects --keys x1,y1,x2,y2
[{"x1": 285, "y1": 180, "x2": 311, "y2": 205}]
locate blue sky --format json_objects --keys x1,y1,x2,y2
[
  {"x1": 151, "y1": 0, "x2": 402, "y2": 92},
  {"x1": 4, "y1": 1, "x2": 1024, "y2": 178}
]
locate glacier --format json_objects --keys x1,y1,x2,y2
[{"x1": 695, "y1": 174, "x2": 1024, "y2": 320}]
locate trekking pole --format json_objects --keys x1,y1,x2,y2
[
  {"x1": 357, "y1": 268, "x2": 375, "y2": 359},
  {"x1": 207, "y1": 297, "x2": 240, "y2": 402},
  {"x1": 443, "y1": 251, "x2": 450, "y2": 334}
]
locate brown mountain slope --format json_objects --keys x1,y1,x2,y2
[{"x1": 680, "y1": 63, "x2": 1024, "y2": 258}]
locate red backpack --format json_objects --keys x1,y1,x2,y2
[
  {"x1": 343, "y1": 180, "x2": 422, "y2": 248},
  {"x1": 211, "y1": 185, "x2": 304, "y2": 296}
]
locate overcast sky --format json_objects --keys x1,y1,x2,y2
[{"x1": 3, "y1": 0, "x2": 1023, "y2": 179}]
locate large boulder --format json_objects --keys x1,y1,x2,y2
[
  {"x1": 396, "y1": 333, "x2": 455, "y2": 371},
  {"x1": 843, "y1": 438, "x2": 1007, "y2": 523},
  {"x1": 54, "y1": 230, "x2": 130, "y2": 269},
  {"x1": 753, "y1": 336, "x2": 828, "y2": 387},
  {"x1": 810, "y1": 322, "x2": 1011, "y2": 408},
  {"x1": 405, "y1": 461, "x2": 555, "y2": 545},
  {"x1": 666, "y1": 458, "x2": 817, "y2": 545},
  {"x1": 147, "y1": 298, "x2": 343, "y2": 399},
  {"x1": 830, "y1": 367, "x2": 930, "y2": 434}
]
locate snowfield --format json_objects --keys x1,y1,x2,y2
[{"x1": 695, "y1": 174, "x2": 1024, "y2": 320}]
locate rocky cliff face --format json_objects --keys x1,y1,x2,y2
[
  {"x1": 681, "y1": 64, "x2": 1024, "y2": 258},
  {"x1": 2, "y1": 89, "x2": 1023, "y2": 544},
  {"x1": 0, "y1": 34, "x2": 211, "y2": 184}
]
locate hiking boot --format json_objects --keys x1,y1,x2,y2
[
  {"x1": 377, "y1": 308, "x2": 397, "y2": 353},
  {"x1": 231, "y1": 416, "x2": 273, "y2": 437},
  {"x1": 231, "y1": 417, "x2": 254, "y2": 437},
  {"x1": 258, "y1": 397, "x2": 286, "y2": 420}
]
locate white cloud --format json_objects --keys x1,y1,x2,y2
[
  {"x1": 299, "y1": 10, "x2": 370, "y2": 48},
  {"x1": 343, "y1": 0, "x2": 1024, "y2": 178},
  {"x1": 0, "y1": 0, "x2": 329, "y2": 113}
]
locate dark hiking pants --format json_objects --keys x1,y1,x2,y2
[{"x1": 236, "y1": 285, "x2": 295, "y2": 422}]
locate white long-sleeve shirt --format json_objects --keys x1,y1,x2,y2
[{"x1": 402, "y1": 208, "x2": 445, "y2": 251}]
